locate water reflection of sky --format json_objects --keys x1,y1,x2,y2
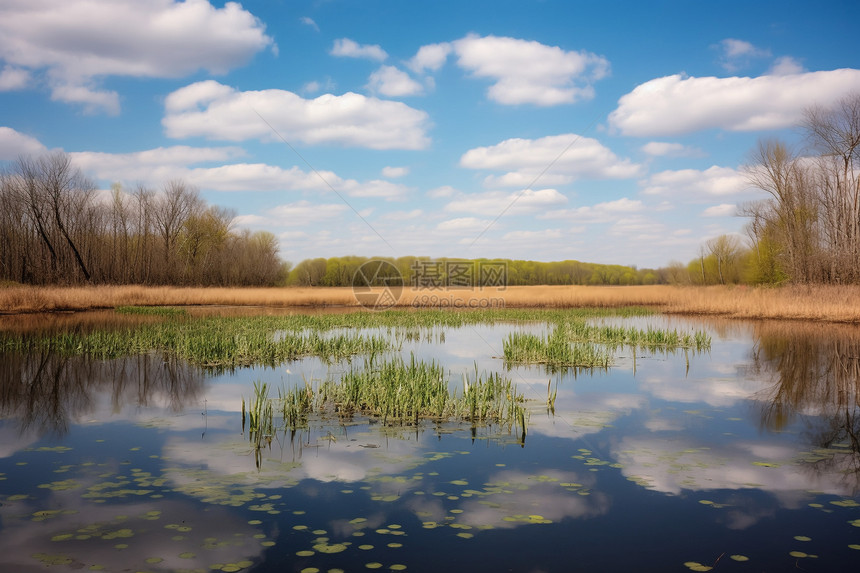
[{"x1": 1, "y1": 314, "x2": 859, "y2": 572}]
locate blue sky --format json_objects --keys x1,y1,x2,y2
[{"x1": 1, "y1": 0, "x2": 859, "y2": 268}]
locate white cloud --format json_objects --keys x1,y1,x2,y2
[
  {"x1": 367, "y1": 65, "x2": 423, "y2": 97},
  {"x1": 717, "y1": 38, "x2": 770, "y2": 72},
  {"x1": 702, "y1": 203, "x2": 738, "y2": 217},
  {"x1": 0, "y1": 0, "x2": 274, "y2": 114},
  {"x1": 0, "y1": 126, "x2": 47, "y2": 159},
  {"x1": 769, "y1": 56, "x2": 805, "y2": 76},
  {"x1": 445, "y1": 188, "x2": 568, "y2": 216},
  {"x1": 640, "y1": 141, "x2": 703, "y2": 158},
  {"x1": 330, "y1": 38, "x2": 387, "y2": 62},
  {"x1": 70, "y1": 146, "x2": 410, "y2": 200},
  {"x1": 427, "y1": 185, "x2": 457, "y2": 198},
  {"x1": 540, "y1": 198, "x2": 644, "y2": 223},
  {"x1": 407, "y1": 43, "x2": 453, "y2": 73},
  {"x1": 50, "y1": 83, "x2": 121, "y2": 116},
  {"x1": 301, "y1": 77, "x2": 336, "y2": 95},
  {"x1": 299, "y1": 17, "x2": 319, "y2": 31},
  {"x1": 451, "y1": 34, "x2": 609, "y2": 106},
  {"x1": 642, "y1": 166, "x2": 750, "y2": 198},
  {"x1": 163, "y1": 80, "x2": 431, "y2": 150},
  {"x1": 460, "y1": 133, "x2": 641, "y2": 186},
  {"x1": 609, "y1": 69, "x2": 860, "y2": 137},
  {"x1": 268, "y1": 201, "x2": 348, "y2": 225},
  {"x1": 0, "y1": 66, "x2": 30, "y2": 91},
  {"x1": 435, "y1": 217, "x2": 492, "y2": 232},
  {"x1": 502, "y1": 229, "x2": 563, "y2": 241},
  {"x1": 381, "y1": 166, "x2": 409, "y2": 178}
]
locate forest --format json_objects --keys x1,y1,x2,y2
[{"x1": 0, "y1": 153, "x2": 287, "y2": 286}]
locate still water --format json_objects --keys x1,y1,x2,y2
[{"x1": 0, "y1": 311, "x2": 858, "y2": 572}]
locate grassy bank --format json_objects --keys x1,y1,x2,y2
[{"x1": 1, "y1": 284, "x2": 860, "y2": 323}]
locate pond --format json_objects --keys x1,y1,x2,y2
[{"x1": 0, "y1": 309, "x2": 858, "y2": 572}]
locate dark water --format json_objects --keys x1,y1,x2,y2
[{"x1": 0, "y1": 312, "x2": 858, "y2": 573}]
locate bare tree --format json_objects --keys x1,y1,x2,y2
[
  {"x1": 744, "y1": 139, "x2": 820, "y2": 283},
  {"x1": 706, "y1": 234, "x2": 742, "y2": 284},
  {"x1": 153, "y1": 180, "x2": 201, "y2": 282},
  {"x1": 803, "y1": 93, "x2": 860, "y2": 282}
]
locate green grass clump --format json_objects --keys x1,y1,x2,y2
[
  {"x1": 503, "y1": 330, "x2": 611, "y2": 368},
  {"x1": 246, "y1": 357, "x2": 530, "y2": 440},
  {"x1": 503, "y1": 318, "x2": 710, "y2": 369}
]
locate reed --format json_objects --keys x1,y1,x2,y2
[
  {"x1": 245, "y1": 357, "x2": 530, "y2": 438},
  {"x1": 502, "y1": 318, "x2": 710, "y2": 369},
  {"x1": 0, "y1": 314, "x2": 394, "y2": 368},
  {"x1": 4, "y1": 284, "x2": 860, "y2": 323}
]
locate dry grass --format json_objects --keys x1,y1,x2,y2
[{"x1": 1, "y1": 284, "x2": 860, "y2": 323}]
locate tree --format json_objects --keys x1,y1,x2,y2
[
  {"x1": 743, "y1": 139, "x2": 820, "y2": 283},
  {"x1": 706, "y1": 234, "x2": 742, "y2": 285},
  {"x1": 153, "y1": 180, "x2": 201, "y2": 282},
  {"x1": 803, "y1": 93, "x2": 860, "y2": 282}
]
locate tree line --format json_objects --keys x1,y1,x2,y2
[
  {"x1": 0, "y1": 152, "x2": 287, "y2": 286},
  {"x1": 286, "y1": 256, "x2": 663, "y2": 287}
]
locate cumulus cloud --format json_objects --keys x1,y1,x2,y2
[
  {"x1": 381, "y1": 166, "x2": 409, "y2": 178},
  {"x1": 0, "y1": 126, "x2": 47, "y2": 159},
  {"x1": 717, "y1": 38, "x2": 771, "y2": 72},
  {"x1": 70, "y1": 145, "x2": 411, "y2": 199},
  {"x1": 450, "y1": 34, "x2": 609, "y2": 106},
  {"x1": 0, "y1": 66, "x2": 30, "y2": 91},
  {"x1": 0, "y1": 0, "x2": 274, "y2": 114},
  {"x1": 407, "y1": 42, "x2": 453, "y2": 73},
  {"x1": 299, "y1": 17, "x2": 319, "y2": 31},
  {"x1": 640, "y1": 141, "x2": 703, "y2": 158},
  {"x1": 641, "y1": 166, "x2": 750, "y2": 198},
  {"x1": 427, "y1": 185, "x2": 457, "y2": 198},
  {"x1": 330, "y1": 38, "x2": 388, "y2": 61},
  {"x1": 445, "y1": 188, "x2": 568, "y2": 216},
  {"x1": 162, "y1": 80, "x2": 431, "y2": 150},
  {"x1": 435, "y1": 217, "x2": 492, "y2": 232},
  {"x1": 460, "y1": 133, "x2": 641, "y2": 186},
  {"x1": 702, "y1": 203, "x2": 738, "y2": 217},
  {"x1": 609, "y1": 69, "x2": 860, "y2": 137},
  {"x1": 540, "y1": 197, "x2": 644, "y2": 223},
  {"x1": 367, "y1": 65, "x2": 423, "y2": 97},
  {"x1": 769, "y1": 56, "x2": 805, "y2": 76},
  {"x1": 502, "y1": 229, "x2": 563, "y2": 241}
]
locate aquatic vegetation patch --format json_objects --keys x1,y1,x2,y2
[
  {"x1": 503, "y1": 319, "x2": 710, "y2": 368},
  {"x1": 0, "y1": 308, "x2": 665, "y2": 370},
  {"x1": 245, "y1": 357, "x2": 530, "y2": 447}
]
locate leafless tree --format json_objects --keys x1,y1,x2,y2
[{"x1": 803, "y1": 93, "x2": 860, "y2": 282}]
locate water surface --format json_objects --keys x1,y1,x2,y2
[{"x1": 0, "y1": 311, "x2": 858, "y2": 572}]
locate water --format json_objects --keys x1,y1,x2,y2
[{"x1": 0, "y1": 311, "x2": 858, "y2": 572}]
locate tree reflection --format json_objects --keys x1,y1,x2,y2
[
  {"x1": 0, "y1": 350, "x2": 204, "y2": 437},
  {"x1": 751, "y1": 321, "x2": 860, "y2": 479}
]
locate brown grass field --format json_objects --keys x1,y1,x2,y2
[{"x1": 1, "y1": 284, "x2": 859, "y2": 323}]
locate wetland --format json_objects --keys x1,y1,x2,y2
[{"x1": 0, "y1": 307, "x2": 858, "y2": 572}]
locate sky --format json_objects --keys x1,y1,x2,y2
[{"x1": 1, "y1": 0, "x2": 859, "y2": 269}]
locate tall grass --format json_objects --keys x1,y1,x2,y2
[
  {"x1": 245, "y1": 357, "x2": 530, "y2": 442},
  {"x1": 4, "y1": 284, "x2": 860, "y2": 323},
  {"x1": 503, "y1": 331, "x2": 612, "y2": 368},
  {"x1": 503, "y1": 319, "x2": 710, "y2": 369},
  {"x1": 0, "y1": 314, "x2": 393, "y2": 368}
]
